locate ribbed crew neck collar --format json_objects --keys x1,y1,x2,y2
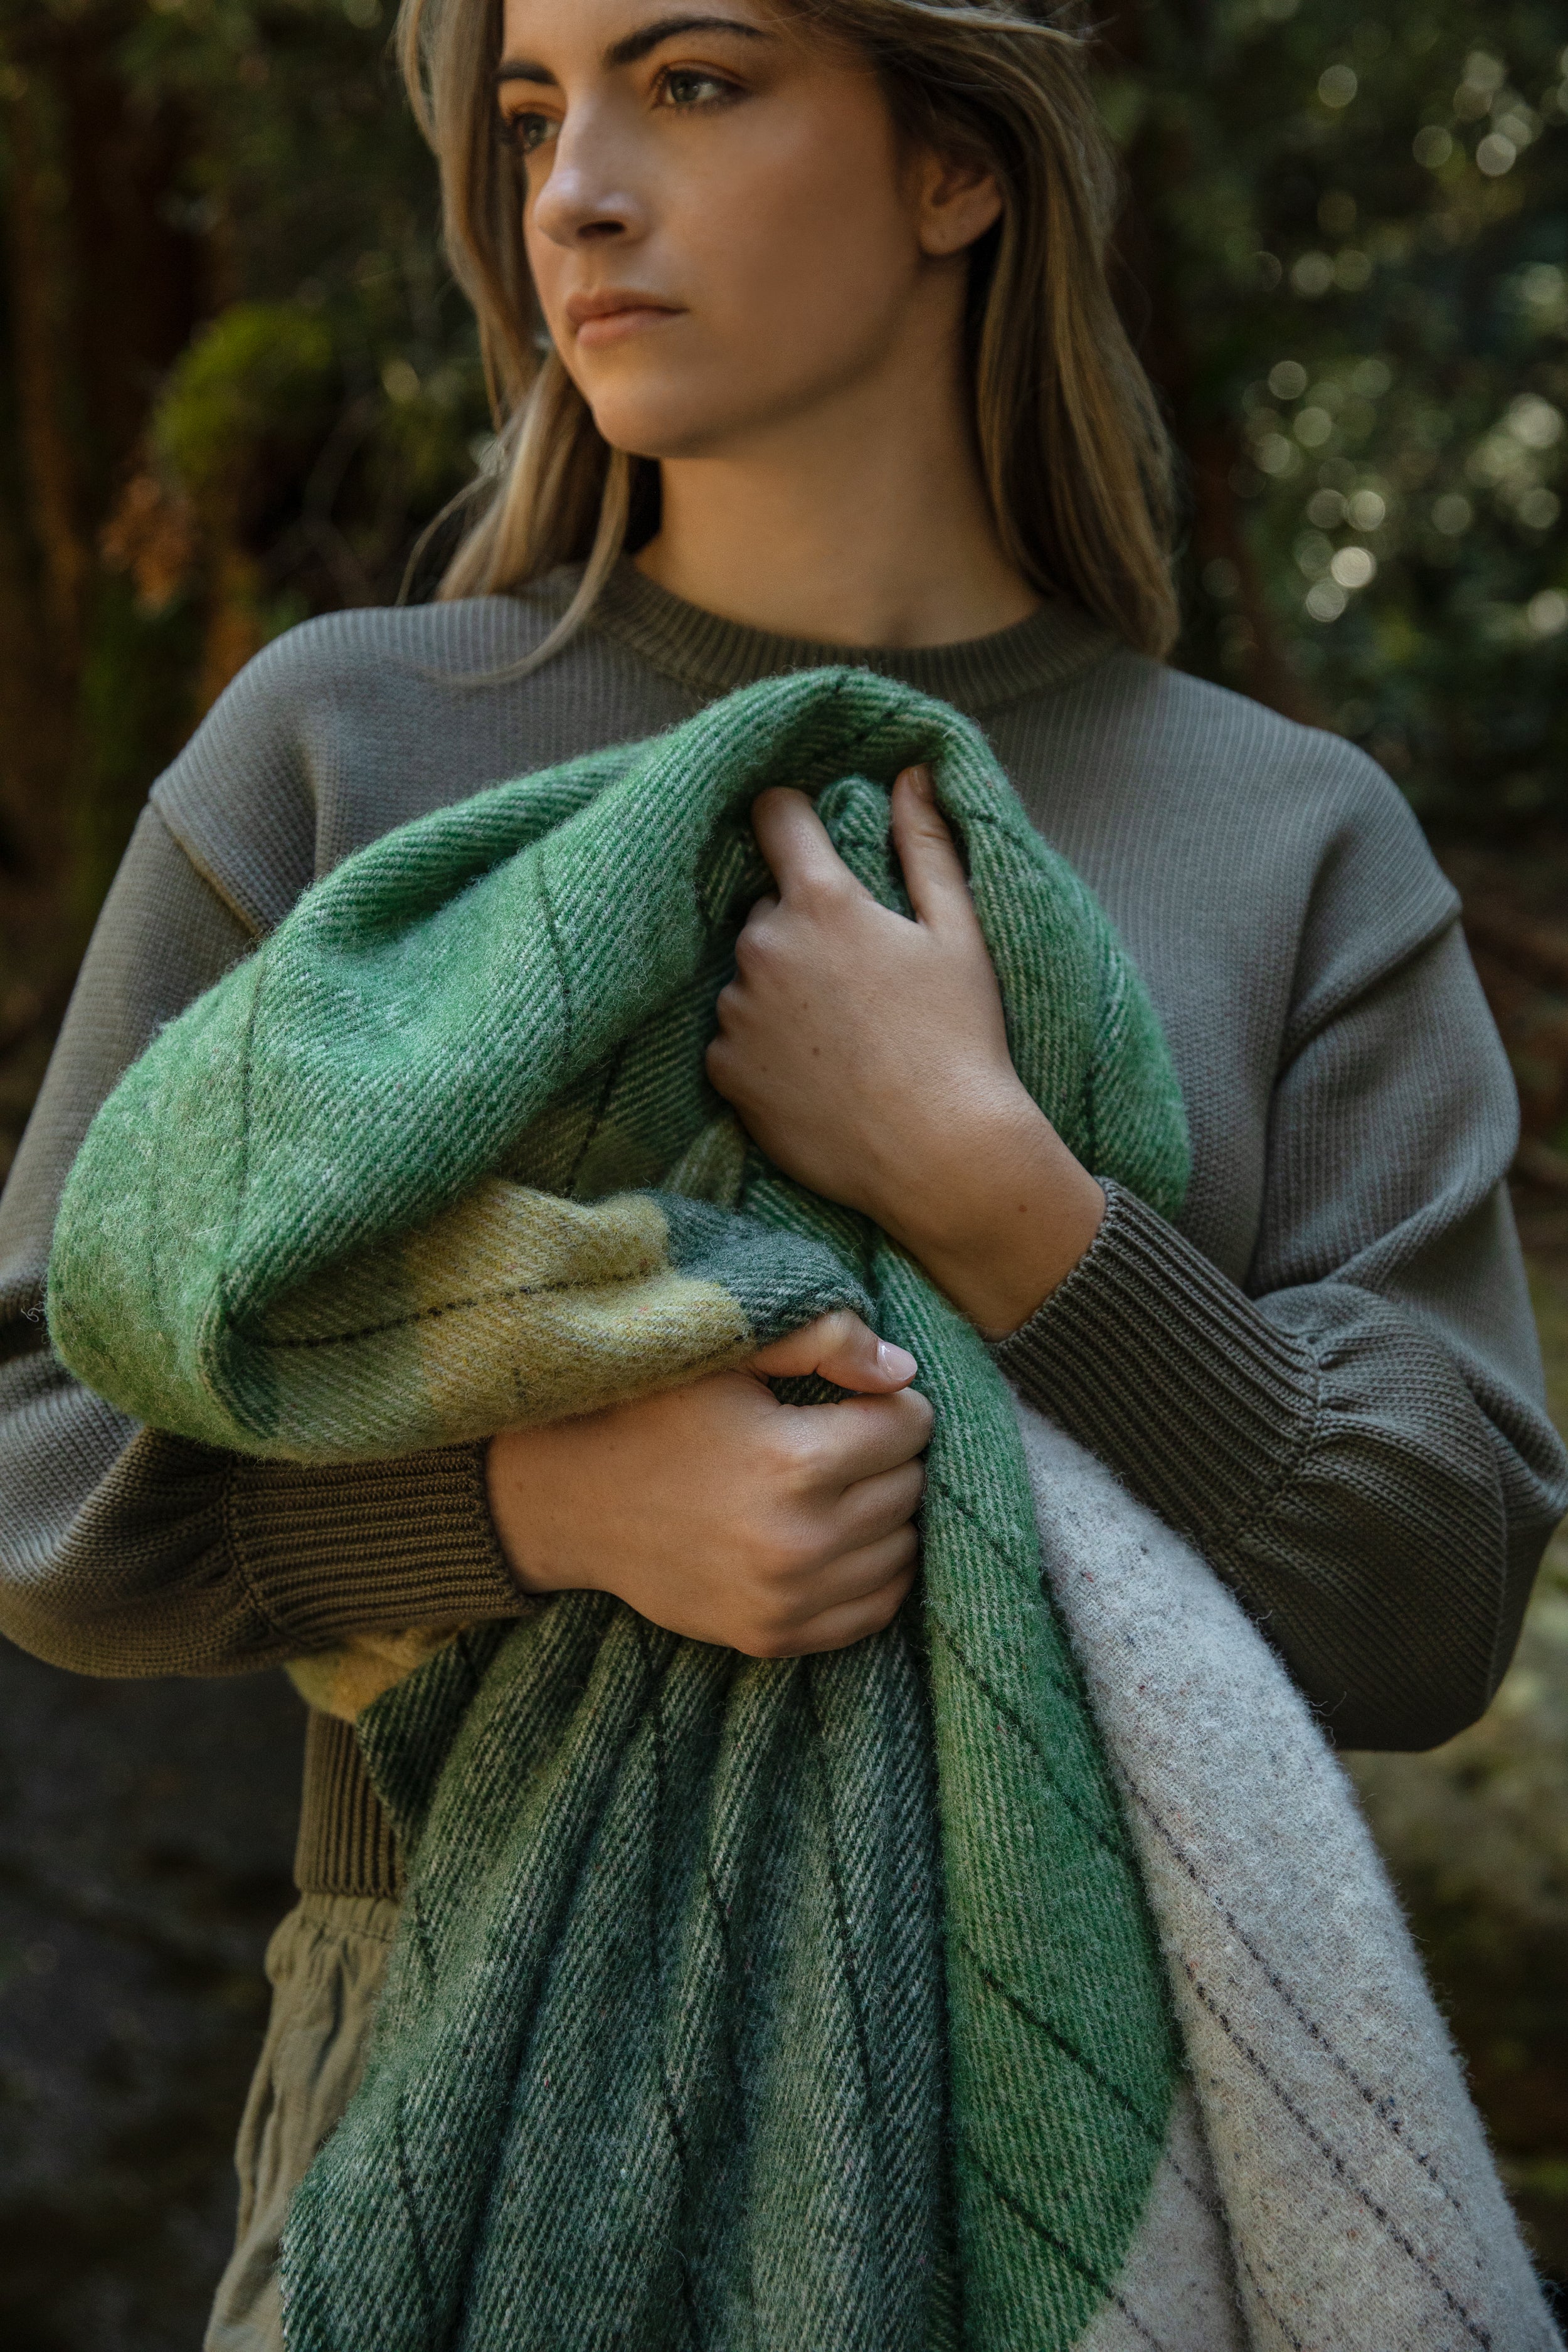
[{"x1": 585, "y1": 557, "x2": 1121, "y2": 714}]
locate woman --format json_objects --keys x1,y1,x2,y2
[{"x1": 1, "y1": 0, "x2": 1562, "y2": 2342}]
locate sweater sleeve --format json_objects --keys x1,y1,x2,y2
[
  {"x1": 996, "y1": 914, "x2": 1568, "y2": 1752},
  {"x1": 0, "y1": 804, "x2": 527, "y2": 1680}
]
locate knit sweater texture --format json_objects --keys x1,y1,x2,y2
[
  {"x1": 0, "y1": 562, "x2": 1564, "y2": 1904},
  {"x1": 41, "y1": 666, "x2": 1564, "y2": 2349},
  {"x1": 50, "y1": 672, "x2": 1192, "y2": 2345}
]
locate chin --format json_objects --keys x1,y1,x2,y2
[
  {"x1": 583, "y1": 381, "x2": 785, "y2": 467},
  {"x1": 590, "y1": 410, "x2": 738, "y2": 465}
]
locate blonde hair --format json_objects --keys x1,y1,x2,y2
[{"x1": 396, "y1": 0, "x2": 1179, "y2": 660}]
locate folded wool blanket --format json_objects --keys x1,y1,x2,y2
[
  {"x1": 49, "y1": 671, "x2": 1558, "y2": 2349},
  {"x1": 1020, "y1": 1407, "x2": 1560, "y2": 2351}
]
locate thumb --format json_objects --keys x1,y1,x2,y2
[
  {"x1": 747, "y1": 1310, "x2": 918, "y2": 1394},
  {"x1": 890, "y1": 765, "x2": 982, "y2": 935}
]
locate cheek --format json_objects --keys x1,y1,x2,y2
[
  {"x1": 522, "y1": 206, "x2": 571, "y2": 339},
  {"x1": 694, "y1": 115, "x2": 916, "y2": 348},
  {"x1": 561, "y1": 95, "x2": 921, "y2": 450}
]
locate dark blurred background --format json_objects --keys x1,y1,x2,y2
[{"x1": 0, "y1": 0, "x2": 1565, "y2": 2343}]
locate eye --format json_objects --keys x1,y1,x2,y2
[
  {"x1": 656, "y1": 66, "x2": 738, "y2": 110},
  {"x1": 501, "y1": 109, "x2": 557, "y2": 157}
]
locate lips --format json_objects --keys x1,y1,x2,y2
[{"x1": 564, "y1": 289, "x2": 682, "y2": 336}]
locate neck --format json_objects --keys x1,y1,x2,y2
[{"x1": 633, "y1": 354, "x2": 1040, "y2": 652}]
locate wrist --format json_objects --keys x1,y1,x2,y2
[
  {"x1": 881, "y1": 1086, "x2": 1104, "y2": 1340},
  {"x1": 485, "y1": 1430, "x2": 591, "y2": 1599}
]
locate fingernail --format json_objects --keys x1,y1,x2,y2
[
  {"x1": 877, "y1": 1340, "x2": 919, "y2": 1382},
  {"x1": 905, "y1": 764, "x2": 933, "y2": 799}
]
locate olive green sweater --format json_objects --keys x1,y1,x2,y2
[{"x1": 1, "y1": 562, "x2": 1563, "y2": 1899}]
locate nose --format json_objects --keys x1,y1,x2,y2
[{"x1": 529, "y1": 108, "x2": 648, "y2": 250}]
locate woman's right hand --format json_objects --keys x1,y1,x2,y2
[{"x1": 485, "y1": 1312, "x2": 932, "y2": 1656}]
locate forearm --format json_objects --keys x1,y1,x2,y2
[
  {"x1": 995, "y1": 1182, "x2": 1566, "y2": 1749},
  {"x1": 0, "y1": 803, "x2": 525, "y2": 1681},
  {"x1": 0, "y1": 1335, "x2": 523, "y2": 1679}
]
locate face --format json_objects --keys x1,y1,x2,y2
[{"x1": 495, "y1": 0, "x2": 1002, "y2": 463}]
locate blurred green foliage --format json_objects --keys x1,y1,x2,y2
[
  {"x1": 0, "y1": 0, "x2": 490, "y2": 1110},
  {"x1": 152, "y1": 302, "x2": 338, "y2": 502},
  {"x1": 103, "y1": 0, "x2": 489, "y2": 665},
  {"x1": 1115, "y1": 0, "x2": 1568, "y2": 824}
]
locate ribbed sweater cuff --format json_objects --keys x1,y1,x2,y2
[
  {"x1": 225, "y1": 1441, "x2": 524, "y2": 1646},
  {"x1": 993, "y1": 1182, "x2": 1322, "y2": 1544}
]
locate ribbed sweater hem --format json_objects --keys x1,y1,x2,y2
[
  {"x1": 295, "y1": 1709, "x2": 404, "y2": 1898},
  {"x1": 226, "y1": 1443, "x2": 522, "y2": 1899}
]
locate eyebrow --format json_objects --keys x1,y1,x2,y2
[{"x1": 496, "y1": 14, "x2": 772, "y2": 88}]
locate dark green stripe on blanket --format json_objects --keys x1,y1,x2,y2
[{"x1": 50, "y1": 669, "x2": 1189, "y2": 2346}]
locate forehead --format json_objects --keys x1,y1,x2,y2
[{"x1": 498, "y1": 0, "x2": 787, "y2": 66}]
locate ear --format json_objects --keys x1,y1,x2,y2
[{"x1": 914, "y1": 148, "x2": 1004, "y2": 258}]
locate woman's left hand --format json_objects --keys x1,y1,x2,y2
[{"x1": 705, "y1": 766, "x2": 1106, "y2": 1339}]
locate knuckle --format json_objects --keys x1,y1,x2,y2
[
  {"x1": 735, "y1": 1591, "x2": 806, "y2": 1659},
  {"x1": 822, "y1": 873, "x2": 859, "y2": 914},
  {"x1": 888, "y1": 1477, "x2": 926, "y2": 1534},
  {"x1": 871, "y1": 1584, "x2": 913, "y2": 1633},
  {"x1": 904, "y1": 1391, "x2": 936, "y2": 1443},
  {"x1": 766, "y1": 1416, "x2": 827, "y2": 1482},
  {"x1": 750, "y1": 1522, "x2": 817, "y2": 1586},
  {"x1": 791, "y1": 868, "x2": 846, "y2": 918},
  {"x1": 869, "y1": 1527, "x2": 914, "y2": 1578},
  {"x1": 761, "y1": 1622, "x2": 806, "y2": 1661}
]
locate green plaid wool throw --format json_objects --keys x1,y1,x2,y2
[{"x1": 51, "y1": 669, "x2": 1194, "y2": 2349}]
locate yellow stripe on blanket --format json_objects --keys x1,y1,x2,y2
[{"x1": 257, "y1": 1181, "x2": 755, "y2": 1460}]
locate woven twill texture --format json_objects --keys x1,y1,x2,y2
[{"x1": 50, "y1": 670, "x2": 1191, "y2": 2347}]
